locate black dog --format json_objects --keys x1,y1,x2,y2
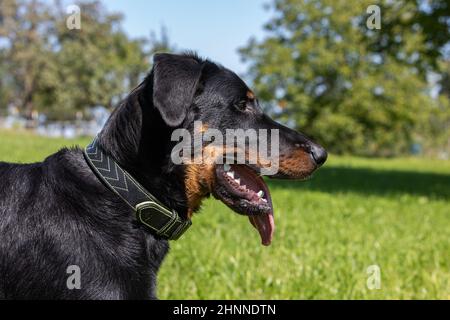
[{"x1": 0, "y1": 53, "x2": 326, "y2": 299}]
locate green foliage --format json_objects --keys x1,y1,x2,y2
[
  {"x1": 1, "y1": 130, "x2": 449, "y2": 299},
  {"x1": 0, "y1": 48, "x2": 11, "y2": 113},
  {"x1": 368, "y1": 0, "x2": 450, "y2": 75},
  {"x1": 240, "y1": 0, "x2": 450, "y2": 156},
  {"x1": 42, "y1": 1, "x2": 151, "y2": 119},
  {"x1": 0, "y1": 0, "x2": 54, "y2": 118},
  {"x1": 0, "y1": 0, "x2": 171, "y2": 121}
]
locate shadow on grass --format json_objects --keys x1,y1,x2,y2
[{"x1": 268, "y1": 166, "x2": 450, "y2": 200}]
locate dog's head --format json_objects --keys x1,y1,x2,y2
[{"x1": 150, "y1": 53, "x2": 326, "y2": 245}]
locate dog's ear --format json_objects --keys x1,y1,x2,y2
[{"x1": 152, "y1": 53, "x2": 203, "y2": 127}]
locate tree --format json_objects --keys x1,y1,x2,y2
[
  {"x1": 0, "y1": 0, "x2": 163, "y2": 121},
  {"x1": 367, "y1": 0, "x2": 450, "y2": 76},
  {"x1": 0, "y1": 0, "x2": 54, "y2": 121},
  {"x1": 0, "y1": 47, "x2": 11, "y2": 113},
  {"x1": 38, "y1": 0, "x2": 151, "y2": 120},
  {"x1": 240, "y1": 0, "x2": 449, "y2": 156}
]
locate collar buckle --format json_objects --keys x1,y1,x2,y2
[
  {"x1": 136, "y1": 201, "x2": 192, "y2": 240},
  {"x1": 84, "y1": 138, "x2": 192, "y2": 241}
]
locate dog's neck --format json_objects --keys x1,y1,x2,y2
[{"x1": 97, "y1": 79, "x2": 189, "y2": 219}]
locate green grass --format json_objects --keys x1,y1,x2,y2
[
  {"x1": 1, "y1": 129, "x2": 449, "y2": 299},
  {"x1": 0, "y1": 130, "x2": 91, "y2": 163}
]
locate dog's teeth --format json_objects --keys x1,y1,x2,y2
[
  {"x1": 242, "y1": 184, "x2": 247, "y2": 190},
  {"x1": 224, "y1": 164, "x2": 231, "y2": 172},
  {"x1": 257, "y1": 190, "x2": 264, "y2": 198},
  {"x1": 235, "y1": 178, "x2": 241, "y2": 185},
  {"x1": 262, "y1": 198, "x2": 268, "y2": 203},
  {"x1": 226, "y1": 171, "x2": 234, "y2": 179}
]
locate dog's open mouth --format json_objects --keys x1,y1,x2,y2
[{"x1": 213, "y1": 164, "x2": 274, "y2": 246}]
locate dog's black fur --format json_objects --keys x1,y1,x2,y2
[{"x1": 0, "y1": 53, "x2": 326, "y2": 299}]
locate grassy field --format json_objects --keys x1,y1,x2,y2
[{"x1": 1, "y1": 129, "x2": 449, "y2": 299}]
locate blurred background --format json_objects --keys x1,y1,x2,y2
[
  {"x1": 1, "y1": 0, "x2": 449, "y2": 157},
  {"x1": 0, "y1": 0, "x2": 449, "y2": 299}
]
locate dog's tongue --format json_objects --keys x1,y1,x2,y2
[{"x1": 249, "y1": 213, "x2": 275, "y2": 246}]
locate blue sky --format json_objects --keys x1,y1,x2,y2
[{"x1": 102, "y1": 0, "x2": 272, "y2": 74}]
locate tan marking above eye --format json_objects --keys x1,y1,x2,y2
[
  {"x1": 246, "y1": 91, "x2": 255, "y2": 100},
  {"x1": 199, "y1": 123, "x2": 208, "y2": 133}
]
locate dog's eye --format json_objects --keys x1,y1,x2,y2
[{"x1": 234, "y1": 101, "x2": 247, "y2": 112}]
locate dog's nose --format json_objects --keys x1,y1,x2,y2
[{"x1": 310, "y1": 144, "x2": 327, "y2": 166}]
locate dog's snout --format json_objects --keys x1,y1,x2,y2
[{"x1": 310, "y1": 144, "x2": 327, "y2": 166}]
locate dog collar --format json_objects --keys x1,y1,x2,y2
[{"x1": 83, "y1": 138, "x2": 192, "y2": 240}]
